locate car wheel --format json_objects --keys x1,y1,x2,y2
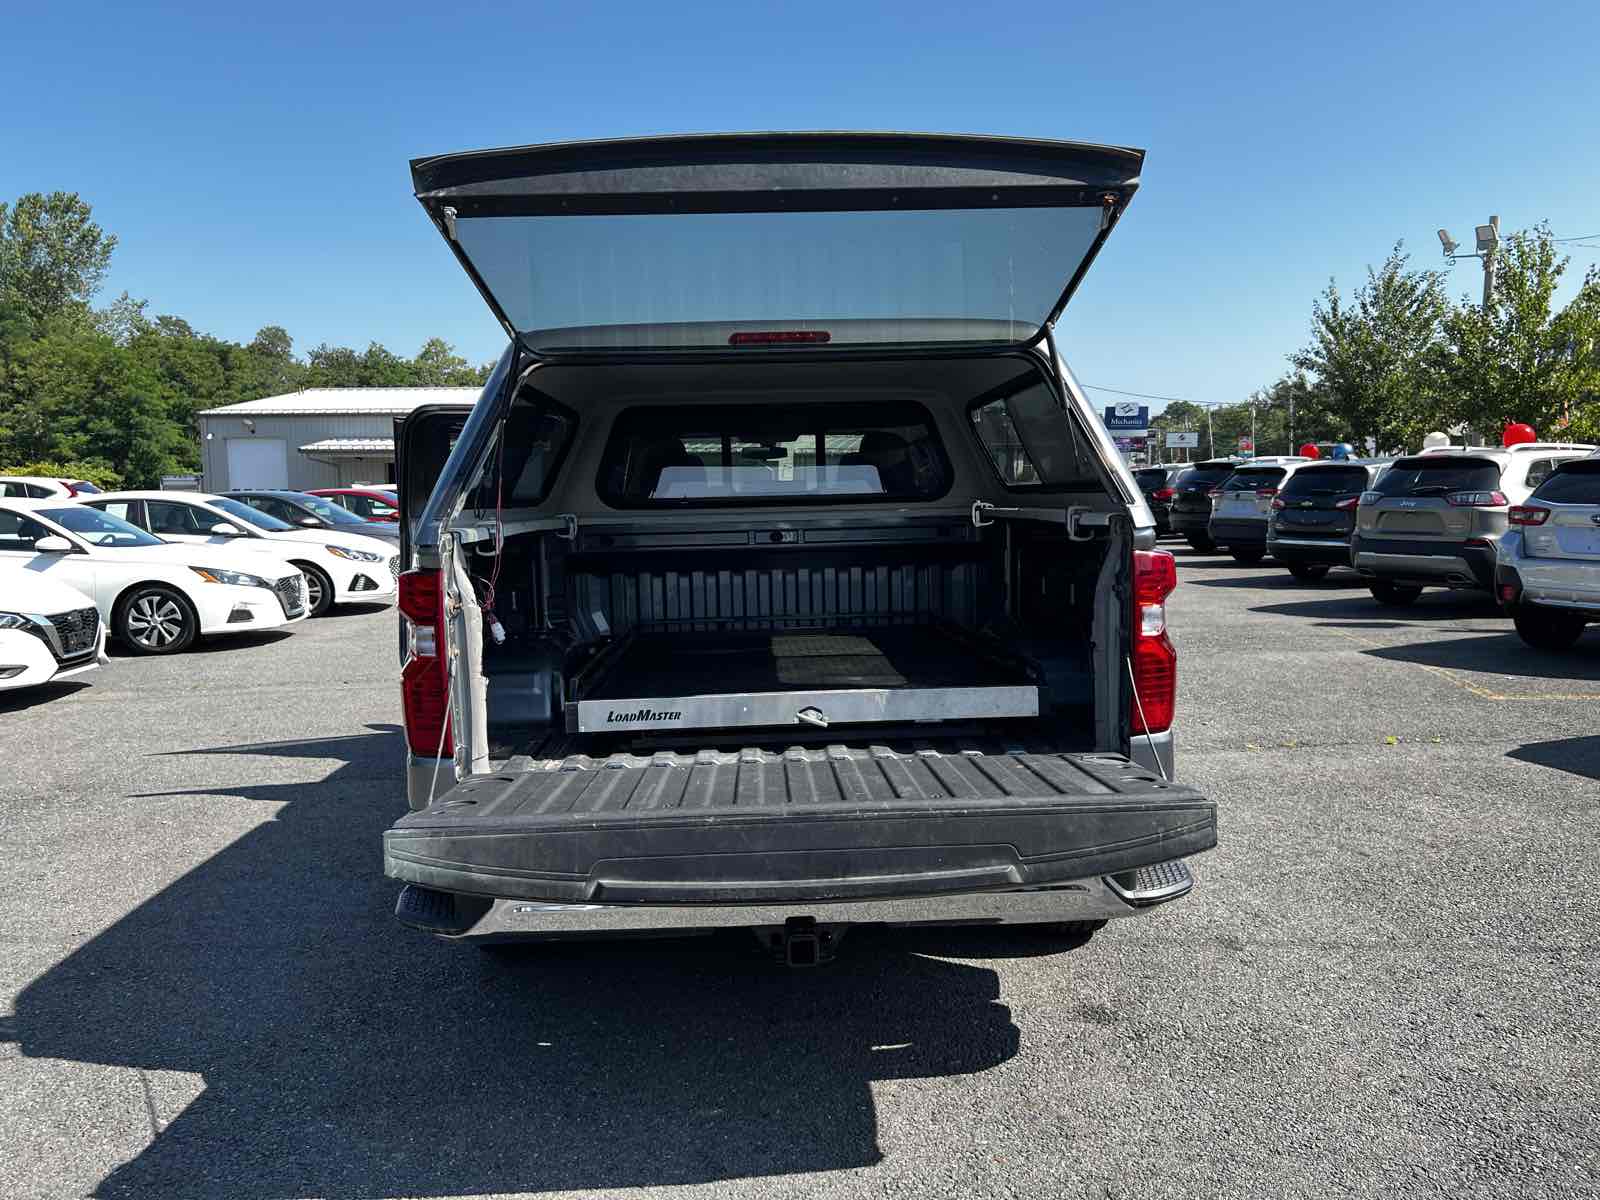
[
  {"x1": 1287, "y1": 562, "x2": 1330, "y2": 581},
  {"x1": 294, "y1": 563, "x2": 335, "y2": 617},
  {"x1": 1512, "y1": 604, "x2": 1588, "y2": 650},
  {"x1": 1369, "y1": 581, "x2": 1422, "y2": 606},
  {"x1": 116, "y1": 585, "x2": 198, "y2": 655},
  {"x1": 1186, "y1": 535, "x2": 1215, "y2": 552},
  {"x1": 1231, "y1": 548, "x2": 1264, "y2": 564}
]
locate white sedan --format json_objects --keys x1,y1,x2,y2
[
  {"x1": 0, "y1": 501, "x2": 308, "y2": 654},
  {"x1": 0, "y1": 570, "x2": 110, "y2": 689},
  {"x1": 86, "y1": 491, "x2": 397, "y2": 617}
]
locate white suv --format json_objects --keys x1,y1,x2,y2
[{"x1": 1495, "y1": 454, "x2": 1600, "y2": 649}]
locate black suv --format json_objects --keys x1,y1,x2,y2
[
  {"x1": 1266, "y1": 460, "x2": 1385, "y2": 581},
  {"x1": 1133, "y1": 466, "x2": 1183, "y2": 535},
  {"x1": 1168, "y1": 459, "x2": 1237, "y2": 550}
]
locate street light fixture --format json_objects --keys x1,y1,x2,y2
[{"x1": 1439, "y1": 214, "x2": 1500, "y2": 311}]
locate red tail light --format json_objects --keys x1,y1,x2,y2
[
  {"x1": 1256, "y1": 487, "x2": 1278, "y2": 498},
  {"x1": 1207, "y1": 488, "x2": 1223, "y2": 498},
  {"x1": 1270, "y1": 496, "x2": 1287, "y2": 510},
  {"x1": 1335, "y1": 495, "x2": 1360, "y2": 510},
  {"x1": 1152, "y1": 487, "x2": 1175, "y2": 502},
  {"x1": 1130, "y1": 549, "x2": 1178, "y2": 735},
  {"x1": 1445, "y1": 490, "x2": 1508, "y2": 507},
  {"x1": 398, "y1": 569, "x2": 452, "y2": 757},
  {"x1": 1508, "y1": 505, "x2": 1550, "y2": 525}
]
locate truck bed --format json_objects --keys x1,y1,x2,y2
[{"x1": 384, "y1": 747, "x2": 1216, "y2": 905}]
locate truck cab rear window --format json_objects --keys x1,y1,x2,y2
[{"x1": 598, "y1": 403, "x2": 950, "y2": 506}]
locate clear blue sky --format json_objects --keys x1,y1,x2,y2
[{"x1": 8, "y1": 0, "x2": 1598, "y2": 413}]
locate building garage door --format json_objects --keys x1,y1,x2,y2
[{"x1": 226, "y1": 438, "x2": 288, "y2": 489}]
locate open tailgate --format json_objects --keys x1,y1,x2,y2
[{"x1": 384, "y1": 747, "x2": 1214, "y2": 904}]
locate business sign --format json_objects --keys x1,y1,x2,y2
[
  {"x1": 1165, "y1": 431, "x2": 1200, "y2": 449},
  {"x1": 1103, "y1": 402, "x2": 1149, "y2": 435},
  {"x1": 159, "y1": 474, "x2": 203, "y2": 491},
  {"x1": 1237, "y1": 436, "x2": 1254, "y2": 453}
]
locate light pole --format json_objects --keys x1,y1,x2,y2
[{"x1": 1438, "y1": 216, "x2": 1501, "y2": 311}]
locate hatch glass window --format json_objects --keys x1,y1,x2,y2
[
  {"x1": 599, "y1": 402, "x2": 950, "y2": 506},
  {"x1": 1372, "y1": 458, "x2": 1501, "y2": 497},
  {"x1": 1218, "y1": 468, "x2": 1286, "y2": 492},
  {"x1": 1279, "y1": 466, "x2": 1369, "y2": 497},
  {"x1": 453, "y1": 206, "x2": 1106, "y2": 350},
  {"x1": 1530, "y1": 462, "x2": 1600, "y2": 504}
]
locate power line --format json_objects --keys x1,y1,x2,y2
[
  {"x1": 1554, "y1": 233, "x2": 1600, "y2": 244},
  {"x1": 1081, "y1": 384, "x2": 1217, "y2": 406}
]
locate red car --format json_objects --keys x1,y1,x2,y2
[{"x1": 307, "y1": 487, "x2": 400, "y2": 524}]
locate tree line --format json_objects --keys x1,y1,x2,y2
[
  {"x1": 0, "y1": 192, "x2": 492, "y2": 488},
  {"x1": 4, "y1": 191, "x2": 1597, "y2": 485},
  {"x1": 1149, "y1": 227, "x2": 1600, "y2": 461}
]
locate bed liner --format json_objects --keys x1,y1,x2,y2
[{"x1": 384, "y1": 747, "x2": 1215, "y2": 905}]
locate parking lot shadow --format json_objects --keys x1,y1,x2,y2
[
  {"x1": 1362, "y1": 631, "x2": 1600, "y2": 681},
  {"x1": 1252, "y1": 592, "x2": 1504, "y2": 623},
  {"x1": 11, "y1": 726, "x2": 1021, "y2": 1198},
  {"x1": 1508, "y1": 736, "x2": 1600, "y2": 783}
]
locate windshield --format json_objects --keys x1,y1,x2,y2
[
  {"x1": 1532, "y1": 462, "x2": 1600, "y2": 504},
  {"x1": 210, "y1": 496, "x2": 295, "y2": 531},
  {"x1": 455, "y1": 206, "x2": 1108, "y2": 351},
  {"x1": 1373, "y1": 457, "x2": 1501, "y2": 497},
  {"x1": 1220, "y1": 468, "x2": 1285, "y2": 492},
  {"x1": 1177, "y1": 465, "x2": 1233, "y2": 489},
  {"x1": 38, "y1": 506, "x2": 165, "y2": 548},
  {"x1": 1280, "y1": 466, "x2": 1369, "y2": 497},
  {"x1": 294, "y1": 495, "x2": 372, "y2": 525}
]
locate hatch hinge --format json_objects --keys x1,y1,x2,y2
[
  {"x1": 441, "y1": 206, "x2": 458, "y2": 241},
  {"x1": 1067, "y1": 506, "x2": 1113, "y2": 542},
  {"x1": 971, "y1": 500, "x2": 1021, "y2": 528}
]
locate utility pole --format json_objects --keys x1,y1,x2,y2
[{"x1": 1481, "y1": 214, "x2": 1499, "y2": 311}]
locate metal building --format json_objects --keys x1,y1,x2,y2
[{"x1": 195, "y1": 387, "x2": 478, "y2": 491}]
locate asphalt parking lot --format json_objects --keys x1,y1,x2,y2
[{"x1": 3, "y1": 555, "x2": 1597, "y2": 1200}]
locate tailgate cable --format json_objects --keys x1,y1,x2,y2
[{"x1": 1125, "y1": 656, "x2": 1170, "y2": 782}]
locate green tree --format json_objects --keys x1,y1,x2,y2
[
  {"x1": 0, "y1": 192, "x2": 118, "y2": 324},
  {"x1": 1293, "y1": 245, "x2": 1448, "y2": 453},
  {"x1": 411, "y1": 336, "x2": 489, "y2": 386},
  {"x1": 1437, "y1": 224, "x2": 1600, "y2": 442}
]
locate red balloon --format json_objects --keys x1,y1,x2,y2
[
  {"x1": 1298, "y1": 443, "x2": 1321, "y2": 458},
  {"x1": 1503, "y1": 423, "x2": 1537, "y2": 447}
]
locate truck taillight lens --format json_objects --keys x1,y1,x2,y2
[
  {"x1": 1131, "y1": 549, "x2": 1178, "y2": 735},
  {"x1": 398, "y1": 568, "x2": 452, "y2": 757},
  {"x1": 1508, "y1": 505, "x2": 1550, "y2": 525}
]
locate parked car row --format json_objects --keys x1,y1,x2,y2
[
  {"x1": 1160, "y1": 442, "x2": 1600, "y2": 651},
  {"x1": 0, "y1": 487, "x2": 402, "y2": 691}
]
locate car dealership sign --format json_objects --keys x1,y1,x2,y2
[{"x1": 1103, "y1": 402, "x2": 1149, "y2": 435}]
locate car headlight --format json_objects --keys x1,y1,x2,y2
[
  {"x1": 325, "y1": 545, "x2": 384, "y2": 562},
  {"x1": 190, "y1": 566, "x2": 270, "y2": 588},
  {"x1": 0, "y1": 612, "x2": 33, "y2": 630}
]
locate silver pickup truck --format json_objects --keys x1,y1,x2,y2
[{"x1": 383, "y1": 132, "x2": 1216, "y2": 963}]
